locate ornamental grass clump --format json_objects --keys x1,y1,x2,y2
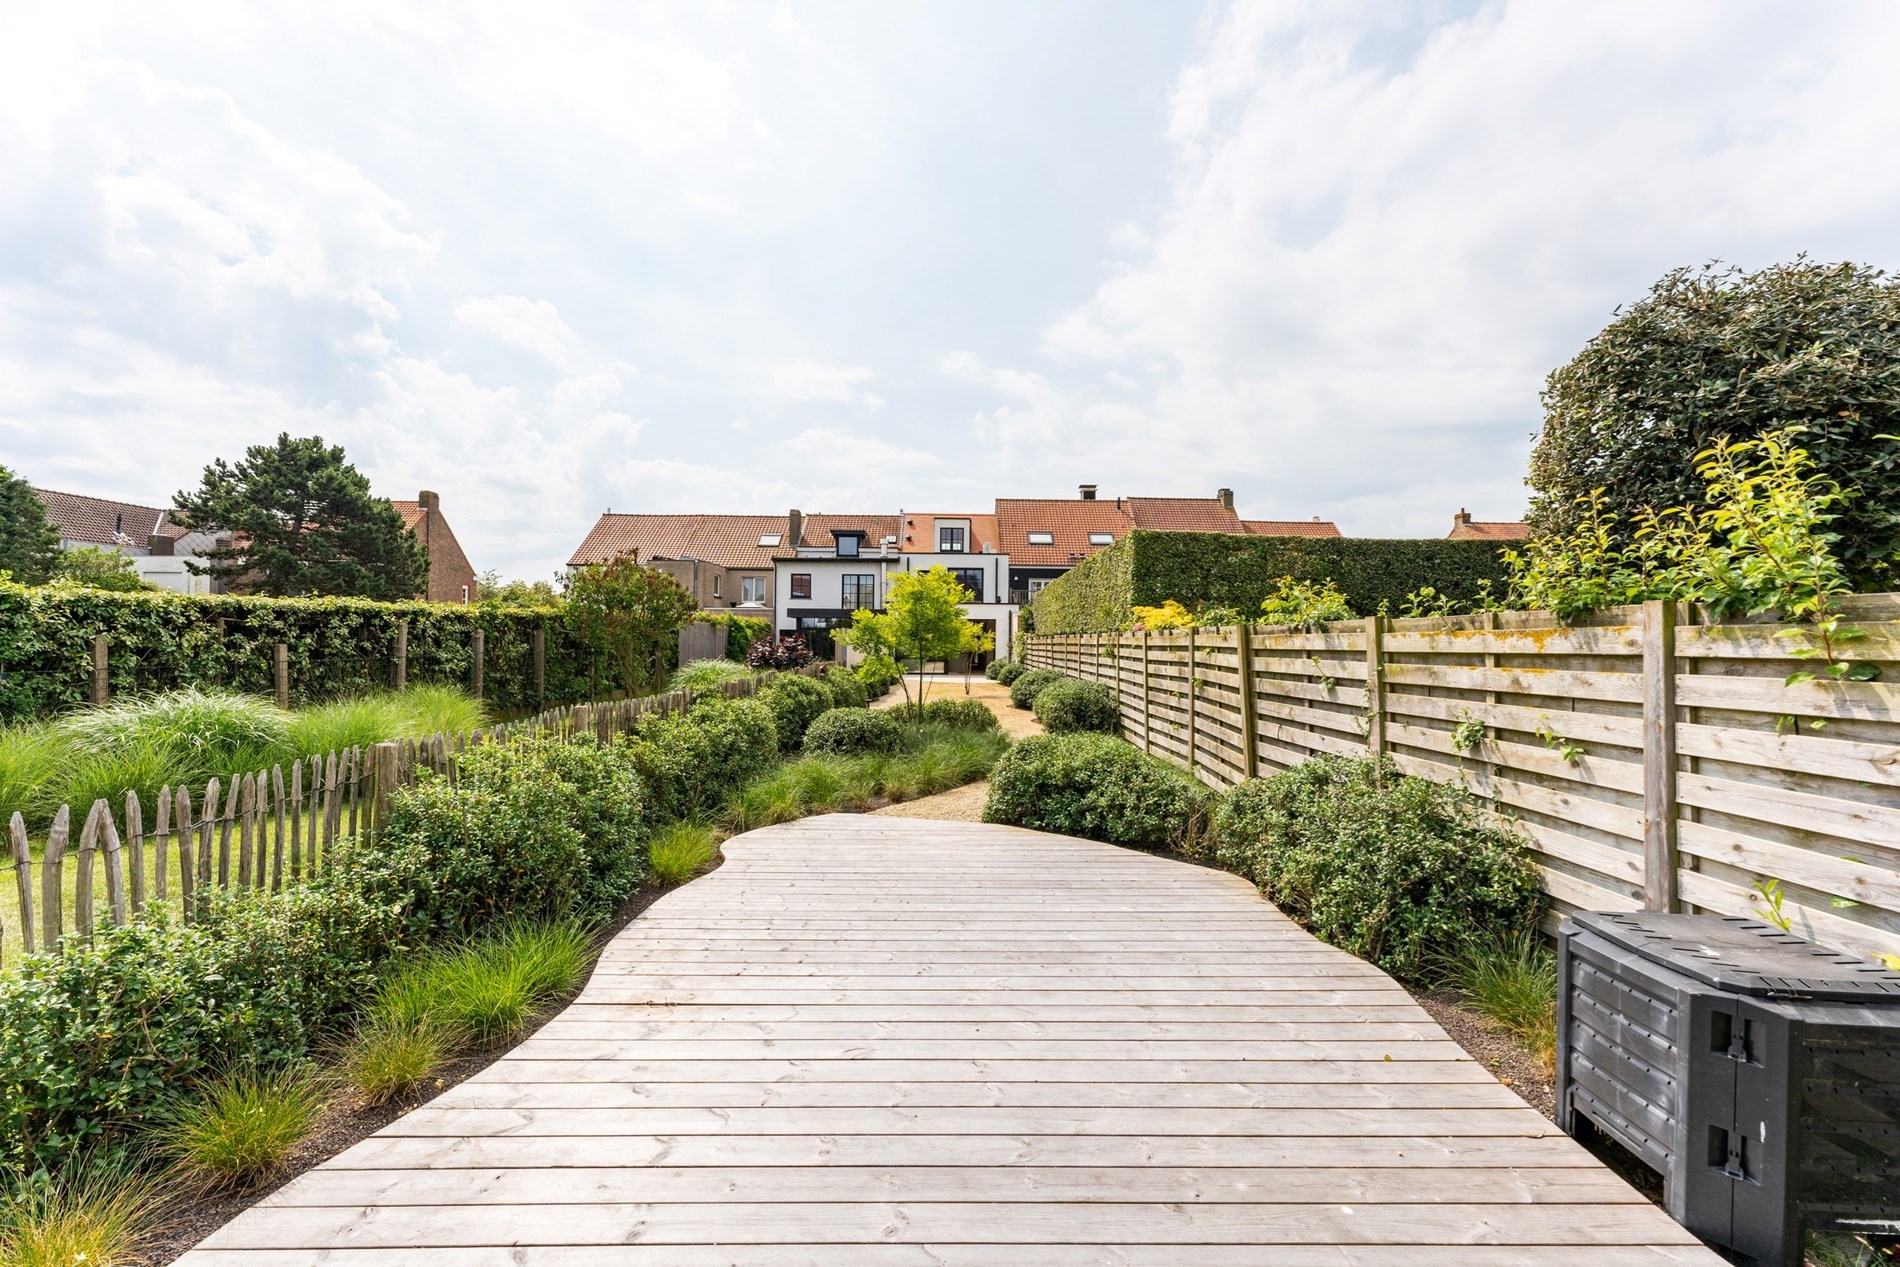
[
  {"x1": 153, "y1": 1063, "x2": 332, "y2": 1189},
  {"x1": 337, "y1": 1018, "x2": 457, "y2": 1108},
  {"x1": 647, "y1": 821, "x2": 720, "y2": 885},
  {"x1": 1435, "y1": 931, "x2": 1559, "y2": 1075},
  {"x1": 369, "y1": 920, "x2": 591, "y2": 1049},
  {"x1": 0, "y1": 1155, "x2": 168, "y2": 1267},
  {"x1": 664, "y1": 659, "x2": 753, "y2": 695},
  {"x1": 1213, "y1": 754, "x2": 1544, "y2": 981}
]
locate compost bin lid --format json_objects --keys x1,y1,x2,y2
[{"x1": 1570, "y1": 912, "x2": 1900, "y2": 1002}]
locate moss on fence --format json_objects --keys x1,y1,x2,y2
[
  {"x1": 1025, "y1": 531, "x2": 1511, "y2": 633},
  {"x1": 0, "y1": 582, "x2": 595, "y2": 721}
]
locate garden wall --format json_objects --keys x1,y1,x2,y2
[
  {"x1": 1024, "y1": 593, "x2": 1900, "y2": 964},
  {"x1": 1025, "y1": 531, "x2": 1512, "y2": 634},
  {"x1": 0, "y1": 582, "x2": 595, "y2": 720}
]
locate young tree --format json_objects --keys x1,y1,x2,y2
[
  {"x1": 0, "y1": 465, "x2": 60, "y2": 584},
  {"x1": 839, "y1": 567, "x2": 993, "y2": 712},
  {"x1": 1528, "y1": 259, "x2": 1900, "y2": 589},
  {"x1": 52, "y1": 546, "x2": 155, "y2": 592},
  {"x1": 477, "y1": 569, "x2": 563, "y2": 607},
  {"x1": 171, "y1": 433, "x2": 430, "y2": 599},
  {"x1": 565, "y1": 554, "x2": 700, "y2": 695}
]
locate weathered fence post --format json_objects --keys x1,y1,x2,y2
[
  {"x1": 1641, "y1": 600, "x2": 1680, "y2": 913},
  {"x1": 1184, "y1": 627, "x2": 1198, "y2": 773},
  {"x1": 471, "y1": 628, "x2": 485, "y2": 700},
  {"x1": 1235, "y1": 624, "x2": 1259, "y2": 780},
  {"x1": 273, "y1": 641, "x2": 290, "y2": 709},
  {"x1": 532, "y1": 626, "x2": 547, "y2": 706},
  {"x1": 367, "y1": 742, "x2": 402, "y2": 839},
  {"x1": 393, "y1": 619, "x2": 409, "y2": 691},
  {"x1": 1140, "y1": 631, "x2": 1153, "y2": 754},
  {"x1": 10, "y1": 812, "x2": 34, "y2": 960},
  {"x1": 1363, "y1": 615, "x2": 1386, "y2": 761},
  {"x1": 90, "y1": 634, "x2": 109, "y2": 705}
]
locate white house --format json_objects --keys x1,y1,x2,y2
[
  {"x1": 34, "y1": 488, "x2": 227, "y2": 594},
  {"x1": 772, "y1": 509, "x2": 1016, "y2": 666}
]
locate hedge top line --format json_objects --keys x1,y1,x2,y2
[{"x1": 0, "y1": 578, "x2": 564, "y2": 621}]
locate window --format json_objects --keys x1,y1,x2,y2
[
  {"x1": 836, "y1": 533, "x2": 861, "y2": 558},
  {"x1": 740, "y1": 576, "x2": 766, "y2": 604},
  {"x1": 842, "y1": 574, "x2": 878, "y2": 609},
  {"x1": 757, "y1": 533, "x2": 782, "y2": 547},
  {"x1": 1027, "y1": 578, "x2": 1051, "y2": 597},
  {"x1": 938, "y1": 526, "x2": 966, "y2": 553},
  {"x1": 951, "y1": 568, "x2": 984, "y2": 602},
  {"x1": 790, "y1": 573, "x2": 812, "y2": 600},
  {"x1": 1026, "y1": 531, "x2": 1054, "y2": 546},
  {"x1": 712, "y1": 574, "x2": 722, "y2": 599},
  {"x1": 1088, "y1": 532, "x2": 1114, "y2": 546}
]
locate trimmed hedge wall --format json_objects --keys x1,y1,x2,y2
[
  {"x1": 1027, "y1": 531, "x2": 1512, "y2": 633},
  {"x1": 0, "y1": 582, "x2": 595, "y2": 721}
]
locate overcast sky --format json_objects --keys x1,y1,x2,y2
[{"x1": 5, "y1": 1, "x2": 1899, "y2": 581}]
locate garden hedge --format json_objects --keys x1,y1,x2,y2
[
  {"x1": 1026, "y1": 531, "x2": 1512, "y2": 633},
  {"x1": 0, "y1": 581, "x2": 596, "y2": 721}
]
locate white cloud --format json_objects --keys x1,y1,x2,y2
[
  {"x1": 762, "y1": 359, "x2": 884, "y2": 411},
  {"x1": 455, "y1": 295, "x2": 580, "y2": 366}
]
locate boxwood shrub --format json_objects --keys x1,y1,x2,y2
[
  {"x1": 984, "y1": 733, "x2": 1213, "y2": 851},
  {"x1": 803, "y1": 707, "x2": 903, "y2": 756},
  {"x1": 983, "y1": 661, "x2": 1004, "y2": 681},
  {"x1": 916, "y1": 697, "x2": 1000, "y2": 731},
  {"x1": 628, "y1": 696, "x2": 778, "y2": 822},
  {"x1": 1214, "y1": 754, "x2": 1544, "y2": 980},
  {"x1": 759, "y1": 674, "x2": 834, "y2": 751},
  {"x1": 994, "y1": 662, "x2": 1025, "y2": 687},
  {"x1": 1007, "y1": 668, "x2": 1064, "y2": 710},
  {"x1": 1033, "y1": 678, "x2": 1119, "y2": 734},
  {"x1": 820, "y1": 665, "x2": 870, "y2": 710}
]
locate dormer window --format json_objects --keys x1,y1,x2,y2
[
  {"x1": 835, "y1": 532, "x2": 862, "y2": 558},
  {"x1": 1027, "y1": 531, "x2": 1054, "y2": 546}
]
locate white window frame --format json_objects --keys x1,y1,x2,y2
[
  {"x1": 1026, "y1": 531, "x2": 1054, "y2": 546},
  {"x1": 740, "y1": 575, "x2": 766, "y2": 604}
]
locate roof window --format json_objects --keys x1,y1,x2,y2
[
  {"x1": 758, "y1": 534, "x2": 782, "y2": 546},
  {"x1": 1088, "y1": 532, "x2": 1114, "y2": 546},
  {"x1": 1027, "y1": 531, "x2": 1054, "y2": 546}
]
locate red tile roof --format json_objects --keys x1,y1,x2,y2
[
  {"x1": 35, "y1": 488, "x2": 176, "y2": 546},
  {"x1": 569, "y1": 514, "x2": 792, "y2": 569},
  {"x1": 994, "y1": 498, "x2": 1138, "y2": 566},
  {"x1": 1244, "y1": 518, "x2": 1343, "y2": 538},
  {"x1": 1125, "y1": 497, "x2": 1245, "y2": 534},
  {"x1": 1448, "y1": 511, "x2": 1529, "y2": 541},
  {"x1": 796, "y1": 513, "x2": 902, "y2": 551},
  {"x1": 897, "y1": 513, "x2": 1000, "y2": 554}
]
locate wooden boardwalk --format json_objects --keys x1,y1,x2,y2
[{"x1": 180, "y1": 815, "x2": 1719, "y2": 1265}]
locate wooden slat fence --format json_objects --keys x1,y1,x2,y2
[
  {"x1": 3, "y1": 670, "x2": 795, "y2": 964},
  {"x1": 1024, "y1": 595, "x2": 1900, "y2": 964}
]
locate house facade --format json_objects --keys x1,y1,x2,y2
[
  {"x1": 34, "y1": 488, "x2": 228, "y2": 594},
  {"x1": 390, "y1": 490, "x2": 479, "y2": 604},
  {"x1": 568, "y1": 512, "x2": 784, "y2": 613}
]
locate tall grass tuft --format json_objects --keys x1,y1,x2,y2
[
  {"x1": 664, "y1": 659, "x2": 753, "y2": 694},
  {"x1": 284, "y1": 686, "x2": 487, "y2": 757},
  {"x1": 371, "y1": 921, "x2": 592, "y2": 1049},
  {"x1": 647, "y1": 822, "x2": 720, "y2": 884},
  {"x1": 0, "y1": 1154, "x2": 167, "y2": 1266},
  {"x1": 722, "y1": 726, "x2": 1008, "y2": 831},
  {"x1": 1437, "y1": 931, "x2": 1558, "y2": 1074},
  {"x1": 337, "y1": 1019, "x2": 459, "y2": 1107},
  {"x1": 153, "y1": 1064, "x2": 332, "y2": 1189},
  {"x1": 0, "y1": 723, "x2": 64, "y2": 824},
  {"x1": 56, "y1": 687, "x2": 291, "y2": 772}
]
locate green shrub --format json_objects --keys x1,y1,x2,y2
[
  {"x1": 627, "y1": 698, "x2": 777, "y2": 823},
  {"x1": 984, "y1": 661, "x2": 1003, "y2": 680},
  {"x1": 1007, "y1": 668, "x2": 1064, "y2": 710},
  {"x1": 1213, "y1": 755, "x2": 1544, "y2": 980},
  {"x1": 916, "y1": 697, "x2": 1000, "y2": 731},
  {"x1": 803, "y1": 708, "x2": 903, "y2": 756},
  {"x1": 758, "y1": 674, "x2": 833, "y2": 751},
  {"x1": 647, "y1": 821, "x2": 720, "y2": 884},
  {"x1": 820, "y1": 664, "x2": 869, "y2": 710},
  {"x1": 1032, "y1": 678, "x2": 1119, "y2": 733},
  {"x1": 855, "y1": 656, "x2": 902, "y2": 697},
  {"x1": 993, "y1": 661, "x2": 1025, "y2": 687},
  {"x1": 665, "y1": 658, "x2": 753, "y2": 695},
  {"x1": 459, "y1": 734, "x2": 646, "y2": 923},
  {"x1": 0, "y1": 883, "x2": 398, "y2": 1169},
  {"x1": 154, "y1": 1063, "x2": 331, "y2": 1188},
  {"x1": 984, "y1": 734, "x2": 1212, "y2": 850}
]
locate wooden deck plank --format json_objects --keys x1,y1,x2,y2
[{"x1": 177, "y1": 815, "x2": 1717, "y2": 1263}]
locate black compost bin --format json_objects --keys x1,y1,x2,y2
[{"x1": 1557, "y1": 912, "x2": 1900, "y2": 1266}]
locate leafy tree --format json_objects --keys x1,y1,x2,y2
[
  {"x1": 52, "y1": 546, "x2": 156, "y2": 592},
  {"x1": 0, "y1": 466, "x2": 60, "y2": 584},
  {"x1": 171, "y1": 433, "x2": 429, "y2": 599},
  {"x1": 477, "y1": 569, "x2": 562, "y2": 607},
  {"x1": 1528, "y1": 259, "x2": 1900, "y2": 590},
  {"x1": 565, "y1": 554, "x2": 699, "y2": 695},
  {"x1": 839, "y1": 566, "x2": 993, "y2": 712}
]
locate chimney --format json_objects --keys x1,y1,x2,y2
[
  {"x1": 148, "y1": 533, "x2": 173, "y2": 556},
  {"x1": 788, "y1": 508, "x2": 804, "y2": 548},
  {"x1": 1217, "y1": 487, "x2": 1234, "y2": 511},
  {"x1": 418, "y1": 490, "x2": 440, "y2": 512},
  {"x1": 1454, "y1": 507, "x2": 1471, "y2": 529},
  {"x1": 1078, "y1": 484, "x2": 1097, "y2": 500}
]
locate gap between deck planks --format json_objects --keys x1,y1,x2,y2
[{"x1": 177, "y1": 814, "x2": 1719, "y2": 1263}]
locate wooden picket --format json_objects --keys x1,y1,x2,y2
[
  {"x1": 2, "y1": 666, "x2": 813, "y2": 966},
  {"x1": 1025, "y1": 596, "x2": 1900, "y2": 964}
]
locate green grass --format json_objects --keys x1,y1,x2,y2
[
  {"x1": 153, "y1": 1064, "x2": 332, "y2": 1189},
  {"x1": 0, "y1": 1155, "x2": 168, "y2": 1267},
  {"x1": 724, "y1": 724, "x2": 1009, "y2": 832},
  {"x1": 664, "y1": 659, "x2": 753, "y2": 694},
  {"x1": 1436, "y1": 931, "x2": 1558, "y2": 1074},
  {"x1": 370, "y1": 921, "x2": 593, "y2": 1049},
  {"x1": 1805, "y1": 1232, "x2": 1890, "y2": 1267},
  {"x1": 337, "y1": 1018, "x2": 459, "y2": 1107},
  {"x1": 648, "y1": 821, "x2": 721, "y2": 884}
]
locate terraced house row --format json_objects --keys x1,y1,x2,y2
[{"x1": 571, "y1": 484, "x2": 1359, "y2": 664}]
